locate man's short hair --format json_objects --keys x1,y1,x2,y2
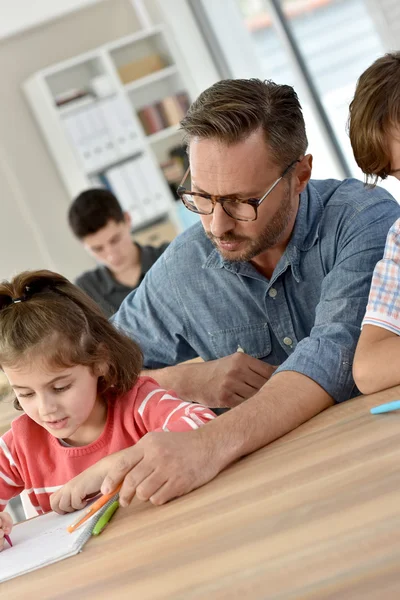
[
  {"x1": 180, "y1": 78, "x2": 308, "y2": 169},
  {"x1": 349, "y1": 52, "x2": 400, "y2": 183},
  {"x1": 68, "y1": 188, "x2": 125, "y2": 239}
]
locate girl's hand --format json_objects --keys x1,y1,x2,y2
[
  {"x1": 49, "y1": 453, "x2": 125, "y2": 514},
  {"x1": 0, "y1": 511, "x2": 13, "y2": 552},
  {"x1": 50, "y1": 467, "x2": 105, "y2": 514}
]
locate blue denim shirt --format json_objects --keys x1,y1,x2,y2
[{"x1": 113, "y1": 178, "x2": 400, "y2": 403}]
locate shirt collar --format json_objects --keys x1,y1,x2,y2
[
  {"x1": 203, "y1": 181, "x2": 323, "y2": 283},
  {"x1": 139, "y1": 244, "x2": 155, "y2": 274},
  {"x1": 100, "y1": 265, "x2": 119, "y2": 294},
  {"x1": 101, "y1": 242, "x2": 143, "y2": 294}
]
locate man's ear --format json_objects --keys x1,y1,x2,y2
[
  {"x1": 123, "y1": 211, "x2": 132, "y2": 228},
  {"x1": 293, "y1": 154, "x2": 312, "y2": 195}
]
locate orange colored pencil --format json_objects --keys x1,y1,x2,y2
[{"x1": 67, "y1": 483, "x2": 123, "y2": 533}]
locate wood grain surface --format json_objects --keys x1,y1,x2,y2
[{"x1": 2, "y1": 385, "x2": 400, "y2": 599}]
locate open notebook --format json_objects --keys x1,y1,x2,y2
[{"x1": 0, "y1": 497, "x2": 116, "y2": 583}]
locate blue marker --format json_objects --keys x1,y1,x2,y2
[{"x1": 370, "y1": 400, "x2": 400, "y2": 414}]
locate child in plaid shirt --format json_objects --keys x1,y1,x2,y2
[{"x1": 350, "y1": 52, "x2": 400, "y2": 393}]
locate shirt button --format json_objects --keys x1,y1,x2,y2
[
  {"x1": 283, "y1": 337, "x2": 293, "y2": 346},
  {"x1": 268, "y1": 288, "x2": 277, "y2": 298}
]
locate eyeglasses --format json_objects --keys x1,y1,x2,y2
[{"x1": 177, "y1": 159, "x2": 300, "y2": 222}]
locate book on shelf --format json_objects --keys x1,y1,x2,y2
[
  {"x1": 176, "y1": 92, "x2": 190, "y2": 114},
  {"x1": 137, "y1": 92, "x2": 191, "y2": 136},
  {"x1": 54, "y1": 88, "x2": 90, "y2": 107},
  {"x1": 118, "y1": 54, "x2": 166, "y2": 84},
  {"x1": 138, "y1": 105, "x2": 165, "y2": 135},
  {"x1": 160, "y1": 96, "x2": 183, "y2": 127}
]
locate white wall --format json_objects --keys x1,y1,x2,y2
[
  {"x1": 0, "y1": 0, "x2": 220, "y2": 281},
  {"x1": 0, "y1": 0, "x2": 105, "y2": 40},
  {"x1": 0, "y1": 0, "x2": 142, "y2": 281}
]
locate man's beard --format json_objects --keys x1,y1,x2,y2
[{"x1": 206, "y1": 185, "x2": 294, "y2": 262}]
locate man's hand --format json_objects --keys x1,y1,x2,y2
[
  {"x1": 0, "y1": 511, "x2": 13, "y2": 552},
  {"x1": 147, "y1": 353, "x2": 276, "y2": 408},
  {"x1": 100, "y1": 429, "x2": 222, "y2": 507},
  {"x1": 192, "y1": 353, "x2": 276, "y2": 407}
]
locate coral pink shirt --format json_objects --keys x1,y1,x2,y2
[{"x1": 0, "y1": 377, "x2": 215, "y2": 513}]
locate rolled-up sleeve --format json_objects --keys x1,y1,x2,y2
[
  {"x1": 362, "y1": 218, "x2": 400, "y2": 335},
  {"x1": 275, "y1": 206, "x2": 400, "y2": 403}
]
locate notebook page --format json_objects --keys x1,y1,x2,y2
[{"x1": 0, "y1": 499, "x2": 115, "y2": 583}]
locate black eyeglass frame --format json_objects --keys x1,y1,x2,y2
[{"x1": 177, "y1": 158, "x2": 301, "y2": 222}]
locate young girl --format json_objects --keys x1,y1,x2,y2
[
  {"x1": 0, "y1": 270, "x2": 215, "y2": 551},
  {"x1": 349, "y1": 52, "x2": 400, "y2": 394}
]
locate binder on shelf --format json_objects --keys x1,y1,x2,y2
[
  {"x1": 128, "y1": 158, "x2": 157, "y2": 222},
  {"x1": 84, "y1": 103, "x2": 119, "y2": 169},
  {"x1": 104, "y1": 154, "x2": 169, "y2": 228},
  {"x1": 63, "y1": 104, "x2": 116, "y2": 172},
  {"x1": 100, "y1": 96, "x2": 141, "y2": 157},
  {"x1": 62, "y1": 96, "x2": 142, "y2": 173},
  {"x1": 105, "y1": 163, "x2": 145, "y2": 228},
  {"x1": 137, "y1": 153, "x2": 170, "y2": 214},
  {"x1": 63, "y1": 110, "x2": 95, "y2": 172}
]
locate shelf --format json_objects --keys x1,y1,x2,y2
[
  {"x1": 58, "y1": 93, "x2": 117, "y2": 117},
  {"x1": 86, "y1": 151, "x2": 142, "y2": 177},
  {"x1": 24, "y1": 24, "x2": 190, "y2": 236},
  {"x1": 125, "y1": 65, "x2": 178, "y2": 93},
  {"x1": 147, "y1": 124, "x2": 181, "y2": 144}
]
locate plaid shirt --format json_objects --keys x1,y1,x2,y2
[{"x1": 363, "y1": 218, "x2": 400, "y2": 334}]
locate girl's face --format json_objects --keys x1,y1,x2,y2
[
  {"x1": 388, "y1": 126, "x2": 400, "y2": 180},
  {"x1": 3, "y1": 362, "x2": 107, "y2": 446}
]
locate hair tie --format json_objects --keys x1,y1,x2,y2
[{"x1": 12, "y1": 296, "x2": 26, "y2": 304}]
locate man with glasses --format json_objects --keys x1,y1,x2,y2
[{"x1": 104, "y1": 78, "x2": 400, "y2": 507}]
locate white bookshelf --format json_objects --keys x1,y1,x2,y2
[{"x1": 23, "y1": 25, "x2": 198, "y2": 236}]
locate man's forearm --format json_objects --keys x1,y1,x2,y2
[
  {"x1": 200, "y1": 371, "x2": 334, "y2": 470},
  {"x1": 142, "y1": 363, "x2": 206, "y2": 402}
]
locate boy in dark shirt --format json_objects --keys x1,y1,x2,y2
[{"x1": 68, "y1": 189, "x2": 168, "y2": 317}]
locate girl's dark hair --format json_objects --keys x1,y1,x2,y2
[{"x1": 0, "y1": 270, "x2": 142, "y2": 410}]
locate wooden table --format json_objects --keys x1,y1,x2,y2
[{"x1": 3, "y1": 386, "x2": 400, "y2": 599}]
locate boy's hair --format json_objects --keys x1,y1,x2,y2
[
  {"x1": 0, "y1": 270, "x2": 143, "y2": 410},
  {"x1": 349, "y1": 52, "x2": 400, "y2": 183},
  {"x1": 180, "y1": 78, "x2": 308, "y2": 169},
  {"x1": 68, "y1": 188, "x2": 125, "y2": 239}
]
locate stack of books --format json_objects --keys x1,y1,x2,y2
[{"x1": 138, "y1": 92, "x2": 190, "y2": 136}]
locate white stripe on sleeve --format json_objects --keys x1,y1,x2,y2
[
  {"x1": 0, "y1": 470, "x2": 19, "y2": 487},
  {"x1": 24, "y1": 485, "x2": 62, "y2": 495},
  {"x1": 181, "y1": 416, "x2": 199, "y2": 430},
  {"x1": 138, "y1": 388, "x2": 165, "y2": 417},
  {"x1": 186, "y1": 411, "x2": 210, "y2": 427},
  {"x1": 159, "y1": 393, "x2": 180, "y2": 402},
  {"x1": 162, "y1": 402, "x2": 191, "y2": 430},
  {"x1": 0, "y1": 438, "x2": 16, "y2": 468}
]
